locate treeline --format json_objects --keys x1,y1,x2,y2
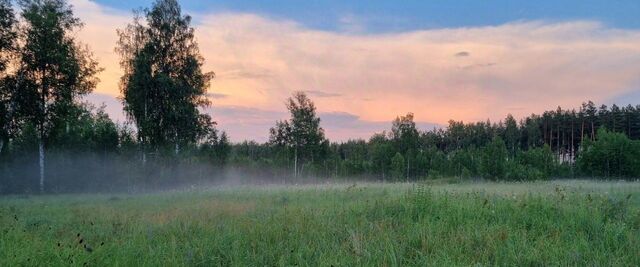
[
  {"x1": 233, "y1": 98, "x2": 640, "y2": 181},
  {"x1": 1, "y1": 0, "x2": 639, "y2": 194}
]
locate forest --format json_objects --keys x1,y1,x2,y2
[{"x1": 1, "y1": 0, "x2": 640, "y2": 194}]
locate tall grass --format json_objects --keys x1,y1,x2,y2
[{"x1": 1, "y1": 180, "x2": 639, "y2": 266}]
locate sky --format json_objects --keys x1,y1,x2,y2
[{"x1": 66, "y1": 0, "x2": 640, "y2": 142}]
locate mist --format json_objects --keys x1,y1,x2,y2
[{"x1": 0, "y1": 150, "x2": 361, "y2": 195}]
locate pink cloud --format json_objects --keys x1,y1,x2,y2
[{"x1": 70, "y1": 0, "x2": 640, "y2": 141}]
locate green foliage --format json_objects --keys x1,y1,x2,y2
[
  {"x1": 9, "y1": 121, "x2": 39, "y2": 152},
  {"x1": 512, "y1": 144, "x2": 556, "y2": 180},
  {"x1": 480, "y1": 136, "x2": 508, "y2": 180},
  {"x1": 460, "y1": 166, "x2": 472, "y2": 179},
  {"x1": 390, "y1": 152, "x2": 405, "y2": 180},
  {"x1": 269, "y1": 92, "x2": 328, "y2": 176},
  {"x1": 117, "y1": 0, "x2": 214, "y2": 151},
  {"x1": 577, "y1": 128, "x2": 640, "y2": 178},
  {"x1": 48, "y1": 104, "x2": 119, "y2": 153},
  {"x1": 0, "y1": 0, "x2": 16, "y2": 73},
  {"x1": 449, "y1": 148, "x2": 480, "y2": 177},
  {"x1": 368, "y1": 133, "x2": 394, "y2": 178},
  {"x1": 391, "y1": 113, "x2": 419, "y2": 155},
  {"x1": 200, "y1": 129, "x2": 231, "y2": 165},
  {"x1": 6, "y1": 0, "x2": 102, "y2": 192},
  {"x1": 501, "y1": 114, "x2": 520, "y2": 156},
  {"x1": 14, "y1": 0, "x2": 100, "y2": 135},
  {"x1": 505, "y1": 161, "x2": 546, "y2": 181}
]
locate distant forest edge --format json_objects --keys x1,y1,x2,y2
[{"x1": 1, "y1": 1, "x2": 640, "y2": 194}]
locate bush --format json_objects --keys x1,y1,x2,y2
[
  {"x1": 517, "y1": 144, "x2": 556, "y2": 178},
  {"x1": 460, "y1": 167, "x2": 472, "y2": 179},
  {"x1": 505, "y1": 161, "x2": 546, "y2": 181},
  {"x1": 577, "y1": 128, "x2": 640, "y2": 178}
]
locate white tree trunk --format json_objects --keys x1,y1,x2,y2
[
  {"x1": 39, "y1": 140, "x2": 45, "y2": 193},
  {"x1": 294, "y1": 147, "x2": 298, "y2": 179},
  {"x1": 406, "y1": 155, "x2": 410, "y2": 182},
  {"x1": 174, "y1": 132, "x2": 179, "y2": 156}
]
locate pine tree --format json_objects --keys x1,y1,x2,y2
[
  {"x1": 583, "y1": 101, "x2": 597, "y2": 140},
  {"x1": 610, "y1": 104, "x2": 625, "y2": 133},
  {"x1": 502, "y1": 114, "x2": 519, "y2": 157}
]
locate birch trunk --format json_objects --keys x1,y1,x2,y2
[
  {"x1": 294, "y1": 147, "x2": 298, "y2": 178},
  {"x1": 406, "y1": 155, "x2": 410, "y2": 182},
  {"x1": 39, "y1": 140, "x2": 45, "y2": 193},
  {"x1": 175, "y1": 132, "x2": 179, "y2": 155}
]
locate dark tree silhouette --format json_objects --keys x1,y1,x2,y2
[
  {"x1": 269, "y1": 91, "x2": 327, "y2": 178},
  {"x1": 117, "y1": 0, "x2": 214, "y2": 160},
  {"x1": 12, "y1": 0, "x2": 100, "y2": 193}
]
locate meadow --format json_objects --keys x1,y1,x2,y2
[{"x1": 1, "y1": 180, "x2": 639, "y2": 266}]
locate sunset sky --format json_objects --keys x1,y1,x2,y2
[{"x1": 68, "y1": 0, "x2": 640, "y2": 142}]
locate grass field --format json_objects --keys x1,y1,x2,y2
[{"x1": 1, "y1": 180, "x2": 640, "y2": 266}]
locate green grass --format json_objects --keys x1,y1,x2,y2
[{"x1": 1, "y1": 180, "x2": 640, "y2": 266}]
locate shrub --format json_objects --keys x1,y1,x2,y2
[{"x1": 577, "y1": 128, "x2": 640, "y2": 178}]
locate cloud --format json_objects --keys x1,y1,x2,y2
[
  {"x1": 69, "y1": 0, "x2": 129, "y2": 96},
  {"x1": 193, "y1": 15, "x2": 640, "y2": 124},
  {"x1": 70, "y1": 0, "x2": 640, "y2": 141},
  {"x1": 454, "y1": 51, "x2": 470, "y2": 57},
  {"x1": 607, "y1": 83, "x2": 640, "y2": 107},
  {"x1": 206, "y1": 92, "x2": 228, "y2": 99},
  {"x1": 215, "y1": 69, "x2": 272, "y2": 80},
  {"x1": 320, "y1": 111, "x2": 439, "y2": 141},
  {"x1": 305, "y1": 90, "x2": 342, "y2": 98},
  {"x1": 81, "y1": 93, "x2": 440, "y2": 142},
  {"x1": 202, "y1": 107, "x2": 439, "y2": 142},
  {"x1": 338, "y1": 13, "x2": 366, "y2": 33},
  {"x1": 459, "y1": 62, "x2": 497, "y2": 70}
]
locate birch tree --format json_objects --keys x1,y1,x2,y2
[
  {"x1": 13, "y1": 0, "x2": 100, "y2": 193},
  {"x1": 269, "y1": 92, "x2": 327, "y2": 178},
  {"x1": 117, "y1": 0, "x2": 213, "y2": 159}
]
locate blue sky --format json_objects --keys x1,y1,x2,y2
[{"x1": 94, "y1": 0, "x2": 640, "y2": 32}]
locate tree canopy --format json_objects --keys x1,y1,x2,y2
[
  {"x1": 269, "y1": 91, "x2": 328, "y2": 177},
  {"x1": 0, "y1": 0, "x2": 17, "y2": 154},
  {"x1": 11, "y1": 0, "x2": 100, "y2": 192},
  {"x1": 117, "y1": 0, "x2": 214, "y2": 154}
]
